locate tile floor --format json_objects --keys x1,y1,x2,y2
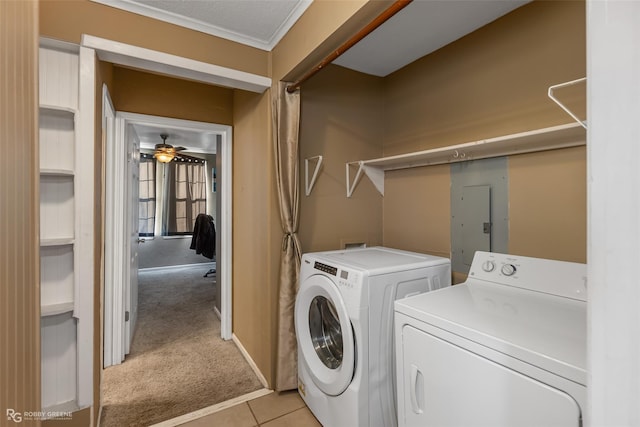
[{"x1": 179, "y1": 390, "x2": 321, "y2": 427}]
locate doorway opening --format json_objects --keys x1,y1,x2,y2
[
  {"x1": 104, "y1": 111, "x2": 232, "y2": 366},
  {"x1": 81, "y1": 34, "x2": 271, "y2": 422}
]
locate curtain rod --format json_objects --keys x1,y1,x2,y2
[{"x1": 286, "y1": 0, "x2": 413, "y2": 93}]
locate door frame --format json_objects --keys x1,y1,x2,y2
[
  {"x1": 105, "y1": 112, "x2": 234, "y2": 350},
  {"x1": 83, "y1": 35, "x2": 262, "y2": 354}
]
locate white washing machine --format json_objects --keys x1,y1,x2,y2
[
  {"x1": 295, "y1": 247, "x2": 451, "y2": 427},
  {"x1": 395, "y1": 251, "x2": 587, "y2": 427}
]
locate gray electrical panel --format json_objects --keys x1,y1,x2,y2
[{"x1": 451, "y1": 157, "x2": 508, "y2": 274}]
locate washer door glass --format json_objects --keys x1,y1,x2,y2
[
  {"x1": 295, "y1": 274, "x2": 355, "y2": 396},
  {"x1": 309, "y1": 296, "x2": 343, "y2": 369}
]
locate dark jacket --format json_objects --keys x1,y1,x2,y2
[{"x1": 190, "y1": 214, "x2": 215, "y2": 259}]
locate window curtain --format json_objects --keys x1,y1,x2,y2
[
  {"x1": 164, "y1": 161, "x2": 207, "y2": 235},
  {"x1": 272, "y1": 81, "x2": 302, "y2": 391},
  {"x1": 138, "y1": 156, "x2": 156, "y2": 236}
]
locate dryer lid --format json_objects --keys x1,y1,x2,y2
[{"x1": 395, "y1": 282, "x2": 587, "y2": 385}]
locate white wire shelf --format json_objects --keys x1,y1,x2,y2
[{"x1": 346, "y1": 122, "x2": 586, "y2": 197}]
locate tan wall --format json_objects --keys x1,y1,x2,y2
[
  {"x1": 383, "y1": 0, "x2": 586, "y2": 155},
  {"x1": 232, "y1": 89, "x2": 279, "y2": 385},
  {"x1": 382, "y1": 0, "x2": 587, "y2": 264},
  {"x1": 299, "y1": 65, "x2": 385, "y2": 252},
  {"x1": 0, "y1": 2, "x2": 41, "y2": 424},
  {"x1": 509, "y1": 146, "x2": 586, "y2": 262},
  {"x1": 383, "y1": 165, "x2": 452, "y2": 258},
  {"x1": 112, "y1": 67, "x2": 233, "y2": 125},
  {"x1": 39, "y1": 0, "x2": 267, "y2": 77}
]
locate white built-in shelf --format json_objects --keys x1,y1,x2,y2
[
  {"x1": 41, "y1": 238, "x2": 74, "y2": 247},
  {"x1": 346, "y1": 122, "x2": 586, "y2": 197},
  {"x1": 40, "y1": 168, "x2": 74, "y2": 176},
  {"x1": 40, "y1": 38, "x2": 83, "y2": 414},
  {"x1": 39, "y1": 107, "x2": 75, "y2": 172},
  {"x1": 41, "y1": 302, "x2": 75, "y2": 317},
  {"x1": 40, "y1": 104, "x2": 77, "y2": 115}
]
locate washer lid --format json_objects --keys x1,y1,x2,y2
[
  {"x1": 318, "y1": 246, "x2": 449, "y2": 274},
  {"x1": 395, "y1": 281, "x2": 587, "y2": 385}
]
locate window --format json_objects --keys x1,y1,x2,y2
[
  {"x1": 164, "y1": 160, "x2": 207, "y2": 235},
  {"x1": 139, "y1": 153, "x2": 209, "y2": 237},
  {"x1": 138, "y1": 155, "x2": 156, "y2": 237}
]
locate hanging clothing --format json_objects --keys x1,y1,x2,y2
[{"x1": 190, "y1": 213, "x2": 215, "y2": 259}]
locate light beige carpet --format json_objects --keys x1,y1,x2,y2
[{"x1": 100, "y1": 266, "x2": 263, "y2": 427}]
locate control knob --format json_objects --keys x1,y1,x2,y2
[
  {"x1": 481, "y1": 260, "x2": 495, "y2": 272},
  {"x1": 501, "y1": 264, "x2": 517, "y2": 276}
]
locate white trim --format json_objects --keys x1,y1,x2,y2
[
  {"x1": 96, "y1": 405, "x2": 102, "y2": 427},
  {"x1": 40, "y1": 37, "x2": 80, "y2": 53},
  {"x1": 114, "y1": 111, "x2": 233, "y2": 134},
  {"x1": 102, "y1": 84, "x2": 116, "y2": 368},
  {"x1": 81, "y1": 34, "x2": 271, "y2": 93},
  {"x1": 587, "y1": 1, "x2": 640, "y2": 424},
  {"x1": 107, "y1": 116, "x2": 129, "y2": 366},
  {"x1": 77, "y1": 46, "x2": 96, "y2": 408},
  {"x1": 89, "y1": 0, "x2": 311, "y2": 51},
  {"x1": 149, "y1": 388, "x2": 273, "y2": 427},
  {"x1": 232, "y1": 334, "x2": 270, "y2": 389},
  {"x1": 138, "y1": 263, "x2": 215, "y2": 273},
  {"x1": 161, "y1": 235, "x2": 192, "y2": 240},
  {"x1": 219, "y1": 128, "x2": 233, "y2": 340},
  {"x1": 124, "y1": 124, "x2": 141, "y2": 355}
]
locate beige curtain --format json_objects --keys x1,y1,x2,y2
[
  {"x1": 272, "y1": 81, "x2": 303, "y2": 391},
  {"x1": 165, "y1": 161, "x2": 207, "y2": 235}
]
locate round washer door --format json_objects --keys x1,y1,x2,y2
[{"x1": 295, "y1": 274, "x2": 355, "y2": 396}]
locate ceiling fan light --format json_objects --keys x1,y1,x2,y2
[{"x1": 155, "y1": 151, "x2": 175, "y2": 163}]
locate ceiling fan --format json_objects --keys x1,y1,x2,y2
[{"x1": 154, "y1": 133, "x2": 186, "y2": 163}]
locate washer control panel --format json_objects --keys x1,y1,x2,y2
[
  {"x1": 313, "y1": 261, "x2": 360, "y2": 289},
  {"x1": 314, "y1": 261, "x2": 337, "y2": 276},
  {"x1": 468, "y1": 251, "x2": 587, "y2": 301}
]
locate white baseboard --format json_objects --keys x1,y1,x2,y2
[
  {"x1": 232, "y1": 333, "x2": 270, "y2": 389},
  {"x1": 139, "y1": 262, "x2": 215, "y2": 273},
  {"x1": 96, "y1": 404, "x2": 102, "y2": 427},
  {"x1": 213, "y1": 306, "x2": 221, "y2": 320}
]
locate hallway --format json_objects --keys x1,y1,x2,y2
[{"x1": 101, "y1": 265, "x2": 263, "y2": 426}]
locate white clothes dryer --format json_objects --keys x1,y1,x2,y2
[
  {"x1": 295, "y1": 247, "x2": 451, "y2": 427},
  {"x1": 395, "y1": 251, "x2": 587, "y2": 427}
]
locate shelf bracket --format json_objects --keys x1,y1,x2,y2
[
  {"x1": 346, "y1": 161, "x2": 365, "y2": 198},
  {"x1": 304, "y1": 155, "x2": 323, "y2": 196},
  {"x1": 362, "y1": 165, "x2": 385, "y2": 196},
  {"x1": 548, "y1": 78, "x2": 587, "y2": 129},
  {"x1": 346, "y1": 162, "x2": 386, "y2": 197}
]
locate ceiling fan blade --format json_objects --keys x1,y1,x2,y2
[{"x1": 174, "y1": 146, "x2": 187, "y2": 151}]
